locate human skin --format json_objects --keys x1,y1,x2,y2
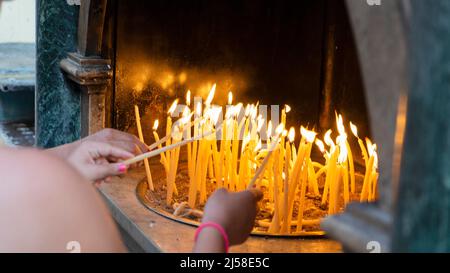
[
  {"x1": 0, "y1": 147, "x2": 126, "y2": 252},
  {"x1": 194, "y1": 188, "x2": 263, "y2": 253}
]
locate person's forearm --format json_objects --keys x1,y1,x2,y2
[{"x1": 193, "y1": 227, "x2": 226, "y2": 253}]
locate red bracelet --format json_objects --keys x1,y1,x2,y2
[{"x1": 194, "y1": 222, "x2": 230, "y2": 253}]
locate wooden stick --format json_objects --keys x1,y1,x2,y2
[
  {"x1": 123, "y1": 131, "x2": 215, "y2": 165},
  {"x1": 147, "y1": 118, "x2": 202, "y2": 151},
  {"x1": 247, "y1": 135, "x2": 281, "y2": 190}
]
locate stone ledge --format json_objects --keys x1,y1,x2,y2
[{"x1": 98, "y1": 162, "x2": 343, "y2": 253}]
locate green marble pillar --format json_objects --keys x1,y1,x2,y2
[
  {"x1": 392, "y1": 0, "x2": 450, "y2": 252},
  {"x1": 36, "y1": 0, "x2": 80, "y2": 148}
]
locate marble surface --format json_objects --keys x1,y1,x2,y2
[
  {"x1": 392, "y1": 0, "x2": 450, "y2": 252},
  {"x1": 35, "y1": 0, "x2": 80, "y2": 148},
  {"x1": 99, "y1": 163, "x2": 342, "y2": 253}
]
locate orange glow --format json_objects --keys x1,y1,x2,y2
[
  {"x1": 179, "y1": 72, "x2": 187, "y2": 84},
  {"x1": 134, "y1": 82, "x2": 144, "y2": 93}
]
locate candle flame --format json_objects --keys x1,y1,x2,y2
[
  {"x1": 282, "y1": 129, "x2": 288, "y2": 137},
  {"x1": 366, "y1": 138, "x2": 373, "y2": 153},
  {"x1": 275, "y1": 124, "x2": 285, "y2": 135},
  {"x1": 186, "y1": 90, "x2": 191, "y2": 106},
  {"x1": 153, "y1": 120, "x2": 159, "y2": 130},
  {"x1": 195, "y1": 101, "x2": 202, "y2": 116},
  {"x1": 285, "y1": 104, "x2": 292, "y2": 113},
  {"x1": 301, "y1": 127, "x2": 317, "y2": 143},
  {"x1": 205, "y1": 83, "x2": 216, "y2": 105},
  {"x1": 336, "y1": 130, "x2": 348, "y2": 164},
  {"x1": 366, "y1": 138, "x2": 378, "y2": 169},
  {"x1": 338, "y1": 142, "x2": 348, "y2": 164},
  {"x1": 168, "y1": 99, "x2": 179, "y2": 115},
  {"x1": 315, "y1": 139, "x2": 325, "y2": 153},
  {"x1": 228, "y1": 91, "x2": 233, "y2": 105},
  {"x1": 288, "y1": 127, "x2": 296, "y2": 143},
  {"x1": 336, "y1": 114, "x2": 347, "y2": 137},
  {"x1": 324, "y1": 129, "x2": 334, "y2": 147},
  {"x1": 350, "y1": 122, "x2": 358, "y2": 138}
]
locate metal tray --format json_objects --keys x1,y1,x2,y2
[{"x1": 136, "y1": 180, "x2": 326, "y2": 238}]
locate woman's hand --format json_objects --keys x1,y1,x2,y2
[
  {"x1": 84, "y1": 128, "x2": 149, "y2": 156},
  {"x1": 67, "y1": 140, "x2": 134, "y2": 183},
  {"x1": 194, "y1": 188, "x2": 263, "y2": 252},
  {"x1": 47, "y1": 128, "x2": 148, "y2": 161}
]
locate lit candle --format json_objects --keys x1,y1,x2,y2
[
  {"x1": 188, "y1": 102, "x2": 202, "y2": 208},
  {"x1": 361, "y1": 140, "x2": 378, "y2": 202},
  {"x1": 336, "y1": 114, "x2": 350, "y2": 202},
  {"x1": 343, "y1": 160, "x2": 350, "y2": 205},
  {"x1": 350, "y1": 122, "x2": 369, "y2": 164},
  {"x1": 325, "y1": 146, "x2": 339, "y2": 213},
  {"x1": 285, "y1": 127, "x2": 316, "y2": 231},
  {"x1": 321, "y1": 130, "x2": 335, "y2": 206},
  {"x1": 360, "y1": 153, "x2": 374, "y2": 202},
  {"x1": 218, "y1": 118, "x2": 227, "y2": 189},
  {"x1": 296, "y1": 161, "x2": 309, "y2": 232},
  {"x1": 280, "y1": 130, "x2": 291, "y2": 234},
  {"x1": 295, "y1": 128, "x2": 316, "y2": 232},
  {"x1": 166, "y1": 126, "x2": 182, "y2": 204},
  {"x1": 307, "y1": 158, "x2": 320, "y2": 196},
  {"x1": 268, "y1": 149, "x2": 282, "y2": 234},
  {"x1": 152, "y1": 120, "x2": 168, "y2": 172},
  {"x1": 134, "y1": 105, "x2": 154, "y2": 191},
  {"x1": 370, "y1": 172, "x2": 379, "y2": 202},
  {"x1": 231, "y1": 118, "x2": 239, "y2": 191}
]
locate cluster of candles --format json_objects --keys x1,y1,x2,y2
[{"x1": 130, "y1": 84, "x2": 379, "y2": 234}]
